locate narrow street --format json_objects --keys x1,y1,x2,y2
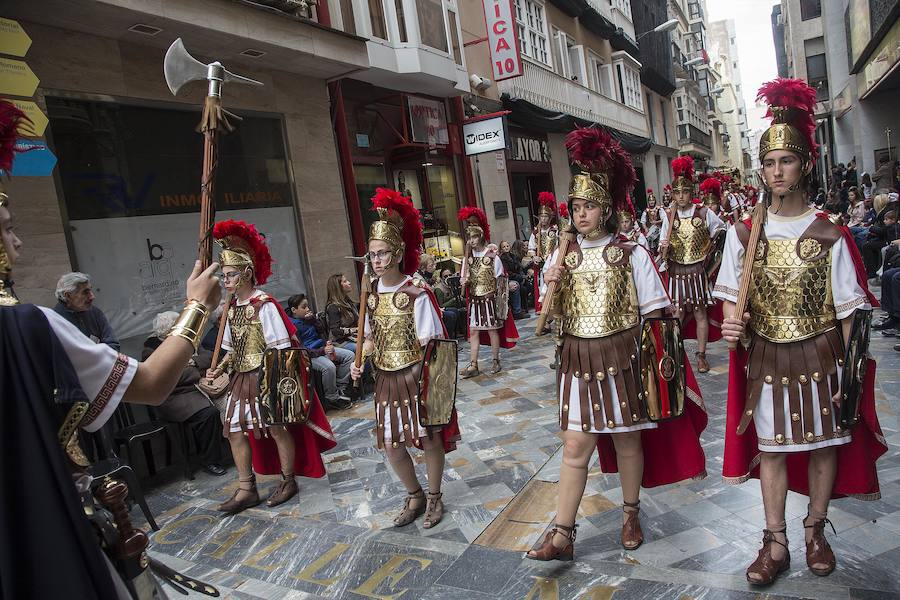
[{"x1": 142, "y1": 311, "x2": 900, "y2": 600}]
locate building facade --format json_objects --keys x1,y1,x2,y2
[
  {"x1": 707, "y1": 19, "x2": 752, "y2": 176},
  {"x1": 4, "y1": 0, "x2": 369, "y2": 342}
]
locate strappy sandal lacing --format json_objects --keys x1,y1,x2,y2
[
  {"x1": 621, "y1": 500, "x2": 644, "y2": 550},
  {"x1": 393, "y1": 488, "x2": 426, "y2": 527},
  {"x1": 526, "y1": 523, "x2": 578, "y2": 561},
  {"x1": 460, "y1": 362, "x2": 480, "y2": 379},
  {"x1": 746, "y1": 528, "x2": 790, "y2": 585},
  {"x1": 422, "y1": 491, "x2": 444, "y2": 529},
  {"x1": 804, "y1": 514, "x2": 837, "y2": 576},
  {"x1": 489, "y1": 357, "x2": 502, "y2": 375},
  {"x1": 696, "y1": 351, "x2": 710, "y2": 373}
]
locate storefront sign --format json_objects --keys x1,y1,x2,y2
[
  {"x1": 408, "y1": 96, "x2": 449, "y2": 146},
  {"x1": 483, "y1": 0, "x2": 523, "y2": 82},
  {"x1": 10, "y1": 138, "x2": 55, "y2": 176},
  {"x1": 511, "y1": 135, "x2": 550, "y2": 163},
  {"x1": 0, "y1": 18, "x2": 31, "y2": 57},
  {"x1": 463, "y1": 115, "x2": 508, "y2": 156},
  {"x1": 0, "y1": 57, "x2": 39, "y2": 97}
]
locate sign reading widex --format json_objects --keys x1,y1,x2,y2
[
  {"x1": 483, "y1": 0, "x2": 523, "y2": 81},
  {"x1": 463, "y1": 116, "x2": 508, "y2": 156}
]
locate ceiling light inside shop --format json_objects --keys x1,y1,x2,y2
[
  {"x1": 128, "y1": 24, "x2": 162, "y2": 36},
  {"x1": 241, "y1": 49, "x2": 266, "y2": 58}
]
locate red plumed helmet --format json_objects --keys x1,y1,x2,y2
[
  {"x1": 565, "y1": 126, "x2": 636, "y2": 209},
  {"x1": 757, "y1": 77, "x2": 819, "y2": 162},
  {"x1": 700, "y1": 177, "x2": 722, "y2": 199},
  {"x1": 213, "y1": 219, "x2": 274, "y2": 285},
  {"x1": 537, "y1": 191, "x2": 557, "y2": 214},
  {"x1": 371, "y1": 187, "x2": 424, "y2": 275},
  {"x1": 457, "y1": 206, "x2": 491, "y2": 242},
  {"x1": 558, "y1": 201, "x2": 569, "y2": 218},
  {"x1": 664, "y1": 184, "x2": 672, "y2": 192},
  {"x1": 671, "y1": 156, "x2": 695, "y2": 182},
  {"x1": 646, "y1": 188, "x2": 654, "y2": 195},
  {"x1": 0, "y1": 100, "x2": 33, "y2": 174}
]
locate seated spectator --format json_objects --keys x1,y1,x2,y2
[
  {"x1": 324, "y1": 273, "x2": 360, "y2": 352},
  {"x1": 861, "y1": 202, "x2": 900, "y2": 279},
  {"x1": 433, "y1": 268, "x2": 466, "y2": 338},
  {"x1": 201, "y1": 301, "x2": 226, "y2": 352},
  {"x1": 143, "y1": 312, "x2": 227, "y2": 476},
  {"x1": 417, "y1": 253, "x2": 438, "y2": 286},
  {"x1": 499, "y1": 240, "x2": 527, "y2": 319},
  {"x1": 873, "y1": 242, "x2": 900, "y2": 337},
  {"x1": 288, "y1": 294, "x2": 354, "y2": 410},
  {"x1": 873, "y1": 153, "x2": 897, "y2": 192},
  {"x1": 53, "y1": 272, "x2": 120, "y2": 350}
]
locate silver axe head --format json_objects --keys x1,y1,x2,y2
[{"x1": 164, "y1": 38, "x2": 263, "y2": 98}]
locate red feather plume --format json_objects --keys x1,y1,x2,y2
[
  {"x1": 700, "y1": 177, "x2": 722, "y2": 199},
  {"x1": 213, "y1": 219, "x2": 274, "y2": 285},
  {"x1": 671, "y1": 156, "x2": 695, "y2": 182},
  {"x1": 757, "y1": 77, "x2": 819, "y2": 161},
  {"x1": 457, "y1": 205, "x2": 491, "y2": 242},
  {"x1": 646, "y1": 188, "x2": 654, "y2": 194},
  {"x1": 565, "y1": 127, "x2": 636, "y2": 207},
  {"x1": 537, "y1": 191, "x2": 557, "y2": 209},
  {"x1": 0, "y1": 100, "x2": 32, "y2": 174},
  {"x1": 371, "y1": 187, "x2": 423, "y2": 275},
  {"x1": 664, "y1": 184, "x2": 672, "y2": 192},
  {"x1": 558, "y1": 202, "x2": 569, "y2": 218}
]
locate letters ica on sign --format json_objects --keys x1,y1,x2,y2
[
  {"x1": 483, "y1": 0, "x2": 523, "y2": 81},
  {"x1": 463, "y1": 116, "x2": 508, "y2": 156}
]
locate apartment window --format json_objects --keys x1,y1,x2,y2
[
  {"x1": 418, "y1": 0, "x2": 448, "y2": 52},
  {"x1": 394, "y1": 0, "x2": 408, "y2": 42},
  {"x1": 615, "y1": 62, "x2": 642, "y2": 110},
  {"x1": 551, "y1": 27, "x2": 566, "y2": 76},
  {"x1": 514, "y1": 0, "x2": 550, "y2": 65},
  {"x1": 806, "y1": 53, "x2": 828, "y2": 100},
  {"x1": 676, "y1": 96, "x2": 683, "y2": 108},
  {"x1": 369, "y1": 0, "x2": 387, "y2": 39},
  {"x1": 646, "y1": 92, "x2": 656, "y2": 141},
  {"x1": 567, "y1": 43, "x2": 585, "y2": 83},
  {"x1": 448, "y1": 10, "x2": 463, "y2": 65},
  {"x1": 800, "y1": 0, "x2": 821, "y2": 20},
  {"x1": 339, "y1": 0, "x2": 357, "y2": 35},
  {"x1": 587, "y1": 51, "x2": 613, "y2": 97}
]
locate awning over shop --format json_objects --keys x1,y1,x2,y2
[{"x1": 501, "y1": 95, "x2": 653, "y2": 155}]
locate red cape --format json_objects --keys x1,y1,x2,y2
[
  {"x1": 245, "y1": 294, "x2": 337, "y2": 478},
  {"x1": 464, "y1": 256, "x2": 519, "y2": 349},
  {"x1": 682, "y1": 299, "x2": 724, "y2": 343},
  {"x1": 594, "y1": 252, "x2": 709, "y2": 486},
  {"x1": 722, "y1": 213, "x2": 887, "y2": 498}
]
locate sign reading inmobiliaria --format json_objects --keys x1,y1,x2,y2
[{"x1": 483, "y1": 0, "x2": 523, "y2": 81}]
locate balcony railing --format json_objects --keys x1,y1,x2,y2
[
  {"x1": 497, "y1": 60, "x2": 648, "y2": 137},
  {"x1": 677, "y1": 124, "x2": 711, "y2": 150}
]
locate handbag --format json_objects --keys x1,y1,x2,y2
[{"x1": 198, "y1": 372, "x2": 229, "y2": 398}]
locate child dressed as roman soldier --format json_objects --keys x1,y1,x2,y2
[
  {"x1": 350, "y1": 188, "x2": 461, "y2": 529},
  {"x1": 640, "y1": 188, "x2": 664, "y2": 255},
  {"x1": 458, "y1": 206, "x2": 518, "y2": 378},
  {"x1": 528, "y1": 191, "x2": 560, "y2": 312},
  {"x1": 659, "y1": 156, "x2": 726, "y2": 373},
  {"x1": 527, "y1": 127, "x2": 707, "y2": 561},
  {"x1": 207, "y1": 220, "x2": 336, "y2": 514},
  {"x1": 700, "y1": 175, "x2": 726, "y2": 221},
  {"x1": 715, "y1": 78, "x2": 886, "y2": 586},
  {"x1": 617, "y1": 195, "x2": 650, "y2": 249}
]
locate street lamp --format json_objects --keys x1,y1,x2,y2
[{"x1": 636, "y1": 18, "x2": 679, "y2": 41}]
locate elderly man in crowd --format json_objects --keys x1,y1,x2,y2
[
  {"x1": 143, "y1": 311, "x2": 228, "y2": 476},
  {"x1": 53, "y1": 271, "x2": 120, "y2": 350}
]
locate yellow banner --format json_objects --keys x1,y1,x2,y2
[
  {"x1": 0, "y1": 57, "x2": 39, "y2": 97},
  {"x1": 0, "y1": 18, "x2": 31, "y2": 57},
  {"x1": 2, "y1": 98, "x2": 48, "y2": 136}
]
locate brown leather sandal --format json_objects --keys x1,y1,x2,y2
[
  {"x1": 218, "y1": 476, "x2": 261, "y2": 514},
  {"x1": 393, "y1": 488, "x2": 426, "y2": 527},
  {"x1": 422, "y1": 491, "x2": 444, "y2": 529},
  {"x1": 696, "y1": 351, "x2": 710, "y2": 373},
  {"x1": 489, "y1": 358, "x2": 502, "y2": 375},
  {"x1": 746, "y1": 529, "x2": 790, "y2": 585},
  {"x1": 526, "y1": 523, "x2": 577, "y2": 561},
  {"x1": 460, "y1": 362, "x2": 480, "y2": 379},
  {"x1": 804, "y1": 516, "x2": 836, "y2": 576},
  {"x1": 622, "y1": 501, "x2": 644, "y2": 550},
  {"x1": 266, "y1": 474, "x2": 299, "y2": 507}
]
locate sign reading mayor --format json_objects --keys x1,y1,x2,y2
[{"x1": 463, "y1": 116, "x2": 508, "y2": 156}]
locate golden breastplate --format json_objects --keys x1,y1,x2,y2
[
  {"x1": 369, "y1": 291, "x2": 421, "y2": 371},
  {"x1": 229, "y1": 303, "x2": 267, "y2": 373},
  {"x1": 748, "y1": 239, "x2": 837, "y2": 342},
  {"x1": 670, "y1": 213, "x2": 710, "y2": 264},
  {"x1": 468, "y1": 256, "x2": 497, "y2": 297},
  {"x1": 538, "y1": 228, "x2": 557, "y2": 259},
  {"x1": 560, "y1": 245, "x2": 639, "y2": 338}
]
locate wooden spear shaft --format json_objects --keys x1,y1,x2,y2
[
  {"x1": 198, "y1": 105, "x2": 220, "y2": 271},
  {"x1": 534, "y1": 227, "x2": 575, "y2": 336},
  {"x1": 728, "y1": 201, "x2": 767, "y2": 350},
  {"x1": 353, "y1": 266, "x2": 372, "y2": 388}
]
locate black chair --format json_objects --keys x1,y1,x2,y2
[
  {"x1": 111, "y1": 404, "x2": 189, "y2": 480},
  {"x1": 86, "y1": 424, "x2": 159, "y2": 531}
]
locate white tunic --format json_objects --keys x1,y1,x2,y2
[
  {"x1": 712, "y1": 208, "x2": 868, "y2": 452},
  {"x1": 365, "y1": 277, "x2": 444, "y2": 443},
  {"x1": 548, "y1": 235, "x2": 670, "y2": 434},
  {"x1": 38, "y1": 306, "x2": 138, "y2": 433},
  {"x1": 659, "y1": 205, "x2": 726, "y2": 244},
  {"x1": 221, "y1": 290, "x2": 292, "y2": 432}
]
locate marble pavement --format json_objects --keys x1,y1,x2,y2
[{"x1": 137, "y1": 303, "x2": 900, "y2": 600}]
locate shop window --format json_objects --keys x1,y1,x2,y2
[
  {"x1": 418, "y1": 0, "x2": 448, "y2": 52},
  {"x1": 514, "y1": 0, "x2": 550, "y2": 66},
  {"x1": 369, "y1": 0, "x2": 387, "y2": 39},
  {"x1": 426, "y1": 165, "x2": 459, "y2": 234},
  {"x1": 448, "y1": 9, "x2": 463, "y2": 65},
  {"x1": 45, "y1": 97, "x2": 306, "y2": 340},
  {"x1": 395, "y1": 0, "x2": 408, "y2": 42}
]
